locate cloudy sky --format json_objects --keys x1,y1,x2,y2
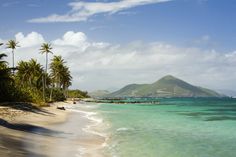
[{"x1": 0, "y1": 0, "x2": 236, "y2": 91}]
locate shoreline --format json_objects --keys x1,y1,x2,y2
[{"x1": 0, "y1": 101, "x2": 107, "y2": 157}]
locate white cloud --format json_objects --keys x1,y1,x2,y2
[
  {"x1": 1, "y1": 31, "x2": 236, "y2": 92},
  {"x1": 52, "y1": 31, "x2": 90, "y2": 51},
  {"x1": 28, "y1": 0, "x2": 171, "y2": 23},
  {"x1": 15, "y1": 32, "x2": 45, "y2": 48}
]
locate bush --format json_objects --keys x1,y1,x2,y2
[
  {"x1": 67, "y1": 89, "x2": 90, "y2": 98},
  {"x1": 49, "y1": 88, "x2": 66, "y2": 102}
]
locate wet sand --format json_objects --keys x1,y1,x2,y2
[{"x1": 0, "y1": 102, "x2": 106, "y2": 157}]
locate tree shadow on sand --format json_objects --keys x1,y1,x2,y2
[
  {"x1": 0, "y1": 118, "x2": 63, "y2": 137},
  {"x1": 0, "y1": 102, "x2": 54, "y2": 116},
  {"x1": 0, "y1": 134, "x2": 46, "y2": 157}
]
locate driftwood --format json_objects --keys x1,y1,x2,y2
[{"x1": 57, "y1": 106, "x2": 66, "y2": 110}]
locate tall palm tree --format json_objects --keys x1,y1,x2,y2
[
  {"x1": 40, "y1": 43, "x2": 53, "y2": 74},
  {"x1": 6, "y1": 40, "x2": 19, "y2": 74},
  {"x1": 40, "y1": 43, "x2": 53, "y2": 102}
]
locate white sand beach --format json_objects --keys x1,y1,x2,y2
[{"x1": 0, "y1": 101, "x2": 106, "y2": 157}]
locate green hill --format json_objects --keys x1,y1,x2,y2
[
  {"x1": 89, "y1": 90, "x2": 111, "y2": 98},
  {"x1": 108, "y1": 75, "x2": 222, "y2": 97}
]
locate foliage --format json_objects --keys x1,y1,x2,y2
[
  {"x1": 0, "y1": 41, "x2": 74, "y2": 104},
  {"x1": 50, "y1": 55, "x2": 72, "y2": 89},
  {"x1": 67, "y1": 90, "x2": 90, "y2": 98},
  {"x1": 16, "y1": 59, "x2": 44, "y2": 89},
  {"x1": 39, "y1": 43, "x2": 53, "y2": 72},
  {"x1": 48, "y1": 88, "x2": 66, "y2": 102},
  {"x1": 6, "y1": 40, "x2": 19, "y2": 73},
  {"x1": 6, "y1": 40, "x2": 19, "y2": 50},
  {"x1": 0, "y1": 51, "x2": 15, "y2": 102}
]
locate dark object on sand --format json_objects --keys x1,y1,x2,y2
[
  {"x1": 73, "y1": 101, "x2": 76, "y2": 104},
  {"x1": 57, "y1": 106, "x2": 66, "y2": 110}
]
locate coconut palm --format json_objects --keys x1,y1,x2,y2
[
  {"x1": 40, "y1": 43, "x2": 53, "y2": 102},
  {"x1": 40, "y1": 43, "x2": 53, "y2": 74},
  {"x1": 6, "y1": 40, "x2": 19, "y2": 74},
  {"x1": 16, "y1": 59, "x2": 44, "y2": 89},
  {"x1": 50, "y1": 55, "x2": 65, "y2": 88},
  {"x1": 50, "y1": 55, "x2": 72, "y2": 89},
  {"x1": 0, "y1": 53, "x2": 7, "y2": 67},
  {"x1": 0, "y1": 53, "x2": 11, "y2": 80},
  {"x1": 0, "y1": 43, "x2": 11, "y2": 81},
  {"x1": 50, "y1": 55, "x2": 72, "y2": 99},
  {"x1": 0, "y1": 52, "x2": 13, "y2": 101},
  {"x1": 61, "y1": 66, "x2": 72, "y2": 90},
  {"x1": 17, "y1": 61, "x2": 30, "y2": 87}
]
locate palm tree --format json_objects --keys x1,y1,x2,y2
[
  {"x1": 40, "y1": 43, "x2": 53, "y2": 74},
  {"x1": 17, "y1": 61, "x2": 30, "y2": 87},
  {"x1": 50, "y1": 55, "x2": 65, "y2": 88},
  {"x1": 0, "y1": 52, "x2": 13, "y2": 101},
  {"x1": 0, "y1": 53, "x2": 7, "y2": 67},
  {"x1": 50, "y1": 55, "x2": 72, "y2": 89},
  {"x1": 50, "y1": 55, "x2": 72, "y2": 99},
  {"x1": 6, "y1": 40, "x2": 19, "y2": 74},
  {"x1": 0, "y1": 44, "x2": 10, "y2": 81},
  {"x1": 61, "y1": 66, "x2": 72, "y2": 90},
  {"x1": 16, "y1": 59, "x2": 44, "y2": 89},
  {"x1": 40, "y1": 43, "x2": 53, "y2": 102}
]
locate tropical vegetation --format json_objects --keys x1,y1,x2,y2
[
  {"x1": 67, "y1": 90, "x2": 90, "y2": 99},
  {"x1": 0, "y1": 39, "x2": 89, "y2": 104},
  {"x1": 6, "y1": 40, "x2": 19, "y2": 74}
]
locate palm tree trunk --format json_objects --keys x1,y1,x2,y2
[
  {"x1": 42, "y1": 75, "x2": 45, "y2": 102},
  {"x1": 46, "y1": 53, "x2": 48, "y2": 74},
  {"x1": 45, "y1": 53, "x2": 48, "y2": 97},
  {"x1": 43, "y1": 53, "x2": 48, "y2": 102},
  {"x1": 49, "y1": 82, "x2": 54, "y2": 102},
  {"x1": 12, "y1": 50, "x2": 14, "y2": 74}
]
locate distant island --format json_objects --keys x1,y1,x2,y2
[{"x1": 92, "y1": 75, "x2": 223, "y2": 98}]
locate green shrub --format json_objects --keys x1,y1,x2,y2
[
  {"x1": 49, "y1": 88, "x2": 66, "y2": 102},
  {"x1": 67, "y1": 89, "x2": 90, "y2": 98}
]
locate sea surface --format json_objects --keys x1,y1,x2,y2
[{"x1": 76, "y1": 98, "x2": 236, "y2": 157}]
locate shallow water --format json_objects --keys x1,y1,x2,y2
[{"x1": 93, "y1": 98, "x2": 236, "y2": 157}]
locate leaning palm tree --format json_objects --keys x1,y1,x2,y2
[
  {"x1": 6, "y1": 40, "x2": 19, "y2": 74},
  {"x1": 40, "y1": 43, "x2": 53, "y2": 102}
]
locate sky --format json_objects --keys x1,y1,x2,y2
[{"x1": 0, "y1": 0, "x2": 236, "y2": 92}]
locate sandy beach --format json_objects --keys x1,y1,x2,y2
[{"x1": 0, "y1": 101, "x2": 106, "y2": 157}]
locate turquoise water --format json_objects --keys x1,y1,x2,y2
[{"x1": 94, "y1": 98, "x2": 236, "y2": 157}]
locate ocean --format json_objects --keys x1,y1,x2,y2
[{"x1": 74, "y1": 98, "x2": 236, "y2": 157}]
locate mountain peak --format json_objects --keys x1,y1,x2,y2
[
  {"x1": 153, "y1": 75, "x2": 180, "y2": 84},
  {"x1": 108, "y1": 75, "x2": 222, "y2": 98},
  {"x1": 160, "y1": 75, "x2": 177, "y2": 80}
]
